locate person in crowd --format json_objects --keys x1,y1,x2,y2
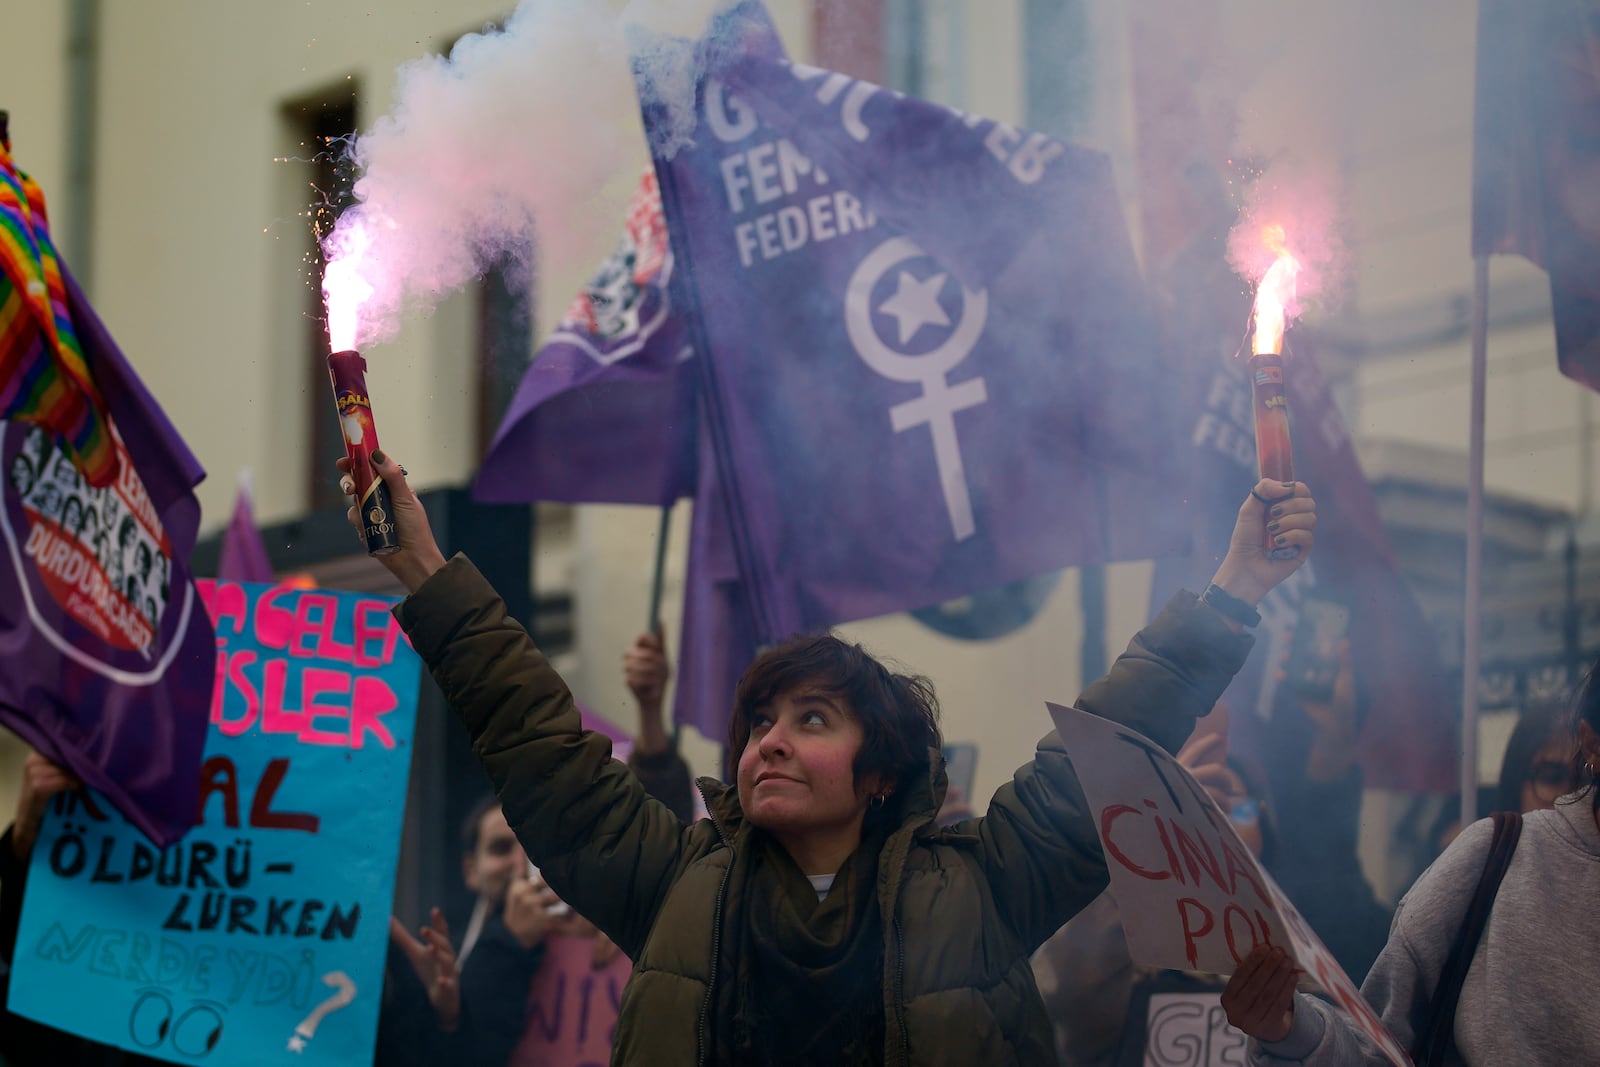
[
  {"x1": 1494, "y1": 698, "x2": 1577, "y2": 815},
  {"x1": 377, "y1": 795, "x2": 568, "y2": 1066},
  {"x1": 1423, "y1": 694, "x2": 1579, "y2": 862},
  {"x1": 1263, "y1": 642, "x2": 1392, "y2": 984},
  {"x1": 341, "y1": 449, "x2": 1316, "y2": 1066},
  {"x1": 1223, "y1": 659, "x2": 1600, "y2": 1065},
  {"x1": 0, "y1": 752, "x2": 163, "y2": 1066},
  {"x1": 1031, "y1": 703, "x2": 1278, "y2": 1066},
  {"x1": 621, "y1": 627, "x2": 698, "y2": 823}
]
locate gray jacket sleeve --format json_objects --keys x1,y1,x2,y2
[{"x1": 1250, "y1": 818, "x2": 1497, "y2": 1065}]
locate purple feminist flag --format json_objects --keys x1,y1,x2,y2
[
  {"x1": 640, "y1": 27, "x2": 1182, "y2": 640},
  {"x1": 0, "y1": 268, "x2": 214, "y2": 846},
  {"x1": 216, "y1": 472, "x2": 274, "y2": 584},
  {"x1": 1149, "y1": 340, "x2": 1456, "y2": 793},
  {"x1": 475, "y1": 169, "x2": 697, "y2": 506},
  {"x1": 676, "y1": 420, "x2": 760, "y2": 742}
]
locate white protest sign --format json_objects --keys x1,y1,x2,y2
[{"x1": 1048, "y1": 702, "x2": 1411, "y2": 1067}]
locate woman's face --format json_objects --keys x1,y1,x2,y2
[
  {"x1": 463, "y1": 806, "x2": 527, "y2": 907},
  {"x1": 737, "y1": 687, "x2": 877, "y2": 844},
  {"x1": 1521, "y1": 733, "x2": 1576, "y2": 812}
]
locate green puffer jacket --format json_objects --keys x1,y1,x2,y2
[{"x1": 396, "y1": 557, "x2": 1253, "y2": 1067}]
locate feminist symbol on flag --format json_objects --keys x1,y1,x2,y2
[{"x1": 845, "y1": 237, "x2": 988, "y2": 540}]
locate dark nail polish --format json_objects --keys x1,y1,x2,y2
[
  {"x1": 1270, "y1": 505, "x2": 1284, "y2": 518},
  {"x1": 1268, "y1": 521, "x2": 1280, "y2": 532},
  {"x1": 1274, "y1": 535, "x2": 1287, "y2": 547},
  {"x1": 372, "y1": 449, "x2": 387, "y2": 465}
]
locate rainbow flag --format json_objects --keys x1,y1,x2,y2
[{"x1": 0, "y1": 117, "x2": 117, "y2": 486}]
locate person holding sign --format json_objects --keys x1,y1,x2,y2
[
  {"x1": 378, "y1": 795, "x2": 567, "y2": 1065},
  {"x1": 0, "y1": 754, "x2": 161, "y2": 1067},
  {"x1": 1224, "y1": 659, "x2": 1600, "y2": 1066},
  {"x1": 340, "y1": 450, "x2": 1315, "y2": 1066},
  {"x1": 1032, "y1": 704, "x2": 1278, "y2": 1067}
]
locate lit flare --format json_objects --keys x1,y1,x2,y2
[
  {"x1": 322, "y1": 220, "x2": 374, "y2": 353},
  {"x1": 1251, "y1": 224, "x2": 1300, "y2": 355}
]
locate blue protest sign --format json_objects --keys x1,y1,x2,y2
[{"x1": 7, "y1": 579, "x2": 420, "y2": 1065}]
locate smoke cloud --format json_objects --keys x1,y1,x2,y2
[
  {"x1": 322, "y1": 0, "x2": 722, "y2": 348},
  {"x1": 1228, "y1": 167, "x2": 1349, "y2": 321}
]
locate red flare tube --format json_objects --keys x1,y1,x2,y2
[
  {"x1": 327, "y1": 349, "x2": 401, "y2": 557},
  {"x1": 1249, "y1": 352, "x2": 1299, "y2": 561}
]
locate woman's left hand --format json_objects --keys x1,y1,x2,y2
[
  {"x1": 336, "y1": 451, "x2": 447, "y2": 593},
  {"x1": 1209, "y1": 479, "x2": 1316, "y2": 607}
]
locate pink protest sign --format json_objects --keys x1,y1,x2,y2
[
  {"x1": 511, "y1": 933, "x2": 632, "y2": 1067},
  {"x1": 1047, "y1": 702, "x2": 1411, "y2": 1067}
]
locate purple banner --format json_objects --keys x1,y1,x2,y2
[
  {"x1": 0, "y1": 270, "x2": 214, "y2": 846},
  {"x1": 475, "y1": 169, "x2": 697, "y2": 506},
  {"x1": 217, "y1": 479, "x2": 274, "y2": 584},
  {"x1": 642, "y1": 19, "x2": 1183, "y2": 641}
]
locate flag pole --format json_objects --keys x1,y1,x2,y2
[
  {"x1": 646, "y1": 503, "x2": 679, "y2": 747},
  {"x1": 648, "y1": 504, "x2": 671, "y2": 632},
  {"x1": 1463, "y1": 254, "x2": 1489, "y2": 828}
]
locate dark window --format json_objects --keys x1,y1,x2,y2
[
  {"x1": 288, "y1": 90, "x2": 359, "y2": 513},
  {"x1": 475, "y1": 252, "x2": 534, "y2": 462}
]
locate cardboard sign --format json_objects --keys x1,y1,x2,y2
[
  {"x1": 1049, "y1": 703, "x2": 1410, "y2": 1067},
  {"x1": 511, "y1": 933, "x2": 631, "y2": 1067},
  {"x1": 8, "y1": 580, "x2": 421, "y2": 1065}
]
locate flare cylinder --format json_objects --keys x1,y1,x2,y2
[{"x1": 327, "y1": 349, "x2": 401, "y2": 557}]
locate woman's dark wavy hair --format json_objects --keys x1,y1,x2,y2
[
  {"x1": 459, "y1": 794, "x2": 503, "y2": 856},
  {"x1": 1494, "y1": 698, "x2": 1575, "y2": 814},
  {"x1": 728, "y1": 633, "x2": 942, "y2": 795}
]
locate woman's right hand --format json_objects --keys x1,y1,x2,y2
[
  {"x1": 1221, "y1": 944, "x2": 1299, "y2": 1043},
  {"x1": 337, "y1": 450, "x2": 448, "y2": 593}
]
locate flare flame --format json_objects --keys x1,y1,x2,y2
[{"x1": 1251, "y1": 223, "x2": 1300, "y2": 355}]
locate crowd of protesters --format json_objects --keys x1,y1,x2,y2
[{"x1": 1, "y1": 451, "x2": 1594, "y2": 1066}]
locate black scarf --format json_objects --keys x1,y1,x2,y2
[{"x1": 714, "y1": 827, "x2": 889, "y2": 1066}]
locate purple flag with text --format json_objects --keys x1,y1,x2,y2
[
  {"x1": 643, "y1": 28, "x2": 1183, "y2": 641},
  {"x1": 475, "y1": 169, "x2": 697, "y2": 506},
  {"x1": 0, "y1": 269, "x2": 214, "y2": 846}
]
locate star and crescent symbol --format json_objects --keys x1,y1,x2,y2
[{"x1": 875, "y1": 270, "x2": 952, "y2": 345}]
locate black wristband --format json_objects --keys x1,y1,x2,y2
[{"x1": 1202, "y1": 583, "x2": 1261, "y2": 628}]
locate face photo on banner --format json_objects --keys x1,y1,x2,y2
[
  {"x1": 7, "y1": 580, "x2": 421, "y2": 1066},
  {"x1": 1047, "y1": 701, "x2": 1410, "y2": 1067}
]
